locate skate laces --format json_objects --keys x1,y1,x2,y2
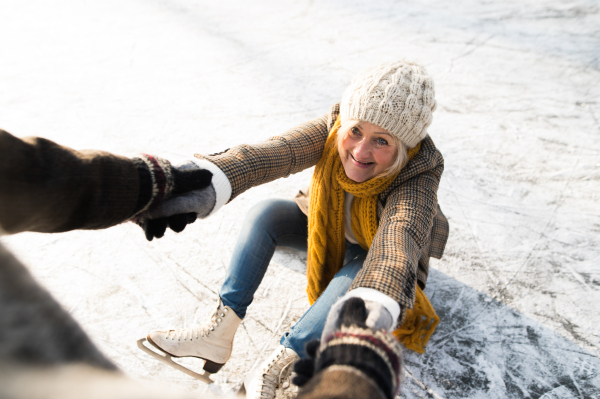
[
  {"x1": 256, "y1": 348, "x2": 297, "y2": 397},
  {"x1": 166, "y1": 302, "x2": 229, "y2": 341}
]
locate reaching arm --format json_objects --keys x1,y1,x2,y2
[
  {"x1": 0, "y1": 129, "x2": 211, "y2": 235},
  {"x1": 141, "y1": 106, "x2": 339, "y2": 239},
  {"x1": 350, "y1": 136, "x2": 445, "y2": 325},
  {"x1": 197, "y1": 109, "x2": 332, "y2": 203}
]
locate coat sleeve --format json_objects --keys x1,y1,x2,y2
[
  {"x1": 196, "y1": 106, "x2": 337, "y2": 202},
  {"x1": 0, "y1": 130, "x2": 141, "y2": 234},
  {"x1": 0, "y1": 241, "x2": 117, "y2": 368},
  {"x1": 349, "y1": 138, "x2": 445, "y2": 325}
]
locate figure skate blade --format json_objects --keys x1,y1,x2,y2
[{"x1": 137, "y1": 338, "x2": 214, "y2": 384}]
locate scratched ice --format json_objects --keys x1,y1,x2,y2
[{"x1": 0, "y1": 0, "x2": 599, "y2": 397}]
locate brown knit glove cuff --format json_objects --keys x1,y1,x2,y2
[
  {"x1": 317, "y1": 326, "x2": 403, "y2": 399},
  {"x1": 131, "y1": 154, "x2": 175, "y2": 219}
]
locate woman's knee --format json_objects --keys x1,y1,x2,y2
[
  {"x1": 244, "y1": 198, "x2": 289, "y2": 230},
  {"x1": 241, "y1": 199, "x2": 305, "y2": 238},
  {"x1": 245, "y1": 199, "x2": 290, "y2": 224}
]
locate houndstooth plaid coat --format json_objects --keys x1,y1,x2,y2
[{"x1": 198, "y1": 104, "x2": 449, "y2": 324}]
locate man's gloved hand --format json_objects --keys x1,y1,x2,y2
[
  {"x1": 291, "y1": 340, "x2": 320, "y2": 387},
  {"x1": 292, "y1": 297, "x2": 374, "y2": 388},
  {"x1": 140, "y1": 211, "x2": 199, "y2": 242},
  {"x1": 140, "y1": 160, "x2": 216, "y2": 241},
  {"x1": 292, "y1": 298, "x2": 403, "y2": 399}
]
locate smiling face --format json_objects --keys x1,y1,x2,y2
[{"x1": 337, "y1": 121, "x2": 399, "y2": 183}]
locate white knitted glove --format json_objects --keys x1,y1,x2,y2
[{"x1": 321, "y1": 295, "x2": 394, "y2": 346}]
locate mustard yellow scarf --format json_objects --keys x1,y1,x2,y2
[{"x1": 307, "y1": 117, "x2": 439, "y2": 354}]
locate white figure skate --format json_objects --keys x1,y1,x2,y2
[{"x1": 137, "y1": 299, "x2": 241, "y2": 383}]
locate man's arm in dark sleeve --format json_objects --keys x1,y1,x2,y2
[{"x1": 0, "y1": 129, "x2": 148, "y2": 234}]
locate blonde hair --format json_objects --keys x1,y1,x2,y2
[{"x1": 336, "y1": 120, "x2": 409, "y2": 178}]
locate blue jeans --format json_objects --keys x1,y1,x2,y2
[{"x1": 219, "y1": 199, "x2": 367, "y2": 358}]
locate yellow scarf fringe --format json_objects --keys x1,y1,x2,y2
[{"x1": 307, "y1": 117, "x2": 439, "y2": 354}]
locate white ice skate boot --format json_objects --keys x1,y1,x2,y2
[
  {"x1": 244, "y1": 345, "x2": 300, "y2": 399},
  {"x1": 146, "y1": 298, "x2": 242, "y2": 374}
]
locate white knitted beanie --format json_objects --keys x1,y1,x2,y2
[{"x1": 340, "y1": 61, "x2": 436, "y2": 149}]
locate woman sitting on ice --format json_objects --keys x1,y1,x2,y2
[{"x1": 142, "y1": 60, "x2": 448, "y2": 399}]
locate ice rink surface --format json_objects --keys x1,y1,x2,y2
[{"x1": 1, "y1": 0, "x2": 599, "y2": 397}]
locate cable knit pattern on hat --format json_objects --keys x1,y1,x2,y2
[{"x1": 340, "y1": 61, "x2": 436, "y2": 148}]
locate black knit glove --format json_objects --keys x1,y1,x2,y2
[
  {"x1": 291, "y1": 340, "x2": 320, "y2": 387},
  {"x1": 293, "y1": 298, "x2": 403, "y2": 399},
  {"x1": 292, "y1": 297, "x2": 373, "y2": 388},
  {"x1": 132, "y1": 156, "x2": 213, "y2": 241},
  {"x1": 141, "y1": 212, "x2": 198, "y2": 241}
]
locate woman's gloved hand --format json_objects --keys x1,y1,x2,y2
[{"x1": 320, "y1": 294, "x2": 394, "y2": 346}]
